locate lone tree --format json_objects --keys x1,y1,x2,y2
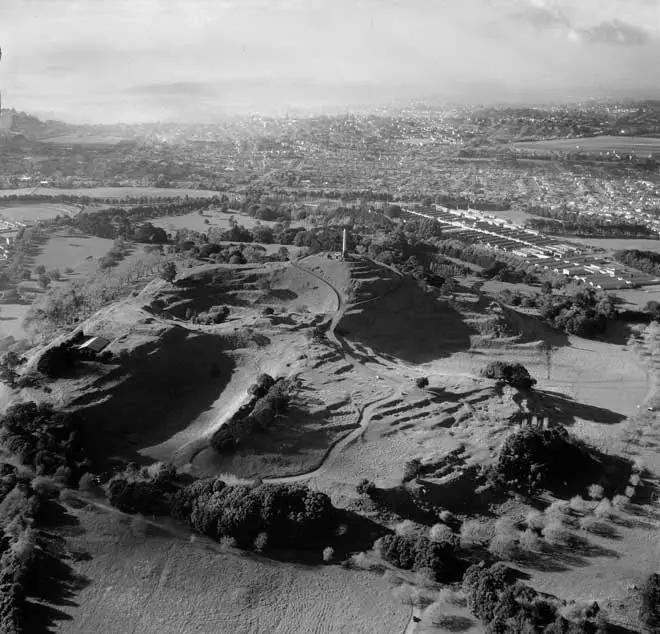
[
  {"x1": 482, "y1": 362, "x2": 536, "y2": 390},
  {"x1": 160, "y1": 262, "x2": 177, "y2": 283}
]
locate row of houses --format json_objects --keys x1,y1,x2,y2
[
  {"x1": 536, "y1": 254, "x2": 660, "y2": 290},
  {"x1": 403, "y1": 206, "x2": 579, "y2": 259}
]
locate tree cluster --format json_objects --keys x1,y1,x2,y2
[
  {"x1": 538, "y1": 289, "x2": 614, "y2": 338},
  {"x1": 190, "y1": 305, "x2": 230, "y2": 325},
  {"x1": 0, "y1": 463, "x2": 87, "y2": 633},
  {"x1": 36, "y1": 341, "x2": 78, "y2": 378},
  {"x1": 462, "y1": 563, "x2": 600, "y2": 634},
  {"x1": 491, "y1": 427, "x2": 593, "y2": 494},
  {"x1": 433, "y1": 240, "x2": 539, "y2": 284},
  {"x1": 614, "y1": 249, "x2": 660, "y2": 277},
  {"x1": 107, "y1": 463, "x2": 178, "y2": 516},
  {"x1": 171, "y1": 479, "x2": 336, "y2": 548},
  {"x1": 98, "y1": 239, "x2": 131, "y2": 271},
  {"x1": 61, "y1": 197, "x2": 218, "y2": 241},
  {"x1": 211, "y1": 375, "x2": 293, "y2": 452},
  {"x1": 378, "y1": 532, "x2": 461, "y2": 582},
  {"x1": 0, "y1": 402, "x2": 87, "y2": 485}
]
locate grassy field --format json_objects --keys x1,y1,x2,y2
[
  {"x1": 58, "y1": 503, "x2": 410, "y2": 634},
  {"x1": 41, "y1": 134, "x2": 132, "y2": 145},
  {"x1": 0, "y1": 201, "x2": 80, "y2": 223},
  {"x1": 33, "y1": 232, "x2": 116, "y2": 277},
  {"x1": 0, "y1": 303, "x2": 31, "y2": 340},
  {"x1": 151, "y1": 209, "x2": 305, "y2": 234},
  {"x1": 570, "y1": 237, "x2": 660, "y2": 253},
  {"x1": 512, "y1": 135, "x2": 660, "y2": 155},
  {"x1": 0, "y1": 187, "x2": 220, "y2": 199}
]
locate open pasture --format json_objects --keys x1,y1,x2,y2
[
  {"x1": 0, "y1": 186, "x2": 220, "y2": 199},
  {"x1": 0, "y1": 201, "x2": 80, "y2": 223},
  {"x1": 511, "y1": 135, "x2": 660, "y2": 155},
  {"x1": 58, "y1": 504, "x2": 410, "y2": 634},
  {"x1": 152, "y1": 209, "x2": 279, "y2": 233}
]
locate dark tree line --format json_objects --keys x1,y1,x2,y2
[
  {"x1": 537, "y1": 288, "x2": 615, "y2": 338},
  {"x1": 614, "y1": 249, "x2": 660, "y2": 277},
  {"x1": 490, "y1": 426, "x2": 595, "y2": 494},
  {"x1": 107, "y1": 468, "x2": 337, "y2": 551},
  {"x1": 378, "y1": 533, "x2": 460, "y2": 582},
  {"x1": 463, "y1": 563, "x2": 602, "y2": 634},
  {"x1": 526, "y1": 216, "x2": 656, "y2": 239},
  {"x1": 0, "y1": 402, "x2": 88, "y2": 486}
]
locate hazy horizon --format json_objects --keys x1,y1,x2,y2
[{"x1": 1, "y1": 0, "x2": 660, "y2": 124}]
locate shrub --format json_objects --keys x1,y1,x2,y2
[
  {"x1": 542, "y1": 520, "x2": 571, "y2": 546},
  {"x1": 587, "y1": 484, "x2": 604, "y2": 500},
  {"x1": 356, "y1": 479, "x2": 376, "y2": 497},
  {"x1": 322, "y1": 546, "x2": 334, "y2": 563},
  {"x1": 460, "y1": 519, "x2": 494, "y2": 547},
  {"x1": 569, "y1": 495, "x2": 590, "y2": 513},
  {"x1": 525, "y1": 510, "x2": 545, "y2": 531},
  {"x1": 488, "y1": 533, "x2": 518, "y2": 559},
  {"x1": 612, "y1": 494, "x2": 629, "y2": 510},
  {"x1": 545, "y1": 499, "x2": 570, "y2": 521},
  {"x1": 78, "y1": 473, "x2": 99, "y2": 493},
  {"x1": 30, "y1": 476, "x2": 59, "y2": 500},
  {"x1": 395, "y1": 520, "x2": 420, "y2": 537},
  {"x1": 415, "y1": 376, "x2": 429, "y2": 389},
  {"x1": 429, "y1": 523, "x2": 454, "y2": 544},
  {"x1": 625, "y1": 486, "x2": 636, "y2": 499},
  {"x1": 629, "y1": 474, "x2": 641, "y2": 487},
  {"x1": 350, "y1": 552, "x2": 374, "y2": 570},
  {"x1": 438, "y1": 509, "x2": 454, "y2": 524},
  {"x1": 493, "y1": 516, "x2": 518, "y2": 536},
  {"x1": 253, "y1": 532, "x2": 269, "y2": 552},
  {"x1": 593, "y1": 499, "x2": 612, "y2": 519},
  {"x1": 518, "y1": 529, "x2": 542, "y2": 553},
  {"x1": 403, "y1": 459, "x2": 422, "y2": 483},
  {"x1": 577, "y1": 515, "x2": 598, "y2": 532},
  {"x1": 632, "y1": 458, "x2": 645, "y2": 474}
]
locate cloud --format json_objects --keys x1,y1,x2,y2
[
  {"x1": 577, "y1": 19, "x2": 652, "y2": 45},
  {"x1": 508, "y1": 1, "x2": 569, "y2": 30}
]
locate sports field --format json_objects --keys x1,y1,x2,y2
[
  {"x1": 512, "y1": 135, "x2": 660, "y2": 155},
  {"x1": 0, "y1": 202, "x2": 80, "y2": 223}
]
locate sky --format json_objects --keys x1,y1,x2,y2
[{"x1": 0, "y1": 0, "x2": 659, "y2": 123}]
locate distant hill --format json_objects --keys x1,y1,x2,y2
[
  {"x1": 0, "y1": 109, "x2": 70, "y2": 140},
  {"x1": 0, "y1": 110, "x2": 139, "y2": 145}
]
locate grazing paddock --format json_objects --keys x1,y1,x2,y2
[
  {"x1": 0, "y1": 186, "x2": 220, "y2": 199},
  {"x1": 58, "y1": 504, "x2": 409, "y2": 634},
  {"x1": 33, "y1": 232, "x2": 116, "y2": 277},
  {"x1": 511, "y1": 135, "x2": 660, "y2": 156},
  {"x1": 152, "y1": 210, "x2": 279, "y2": 233}
]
